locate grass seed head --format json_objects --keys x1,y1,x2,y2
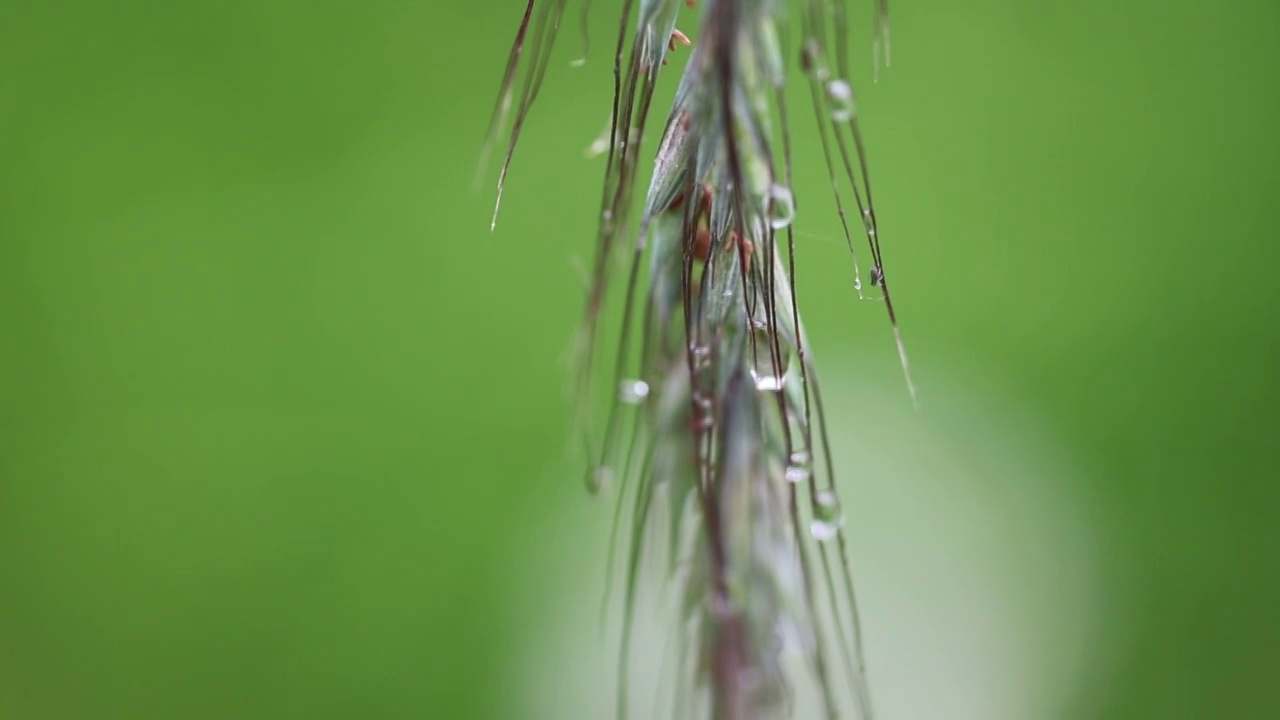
[{"x1": 482, "y1": 2, "x2": 913, "y2": 717}]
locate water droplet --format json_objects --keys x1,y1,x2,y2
[
  {"x1": 800, "y1": 39, "x2": 830, "y2": 82},
  {"x1": 853, "y1": 275, "x2": 863, "y2": 291},
  {"x1": 784, "y1": 464, "x2": 810, "y2": 483},
  {"x1": 691, "y1": 344, "x2": 713, "y2": 371},
  {"x1": 619, "y1": 379, "x2": 650, "y2": 404},
  {"x1": 810, "y1": 518, "x2": 839, "y2": 541},
  {"x1": 754, "y1": 374, "x2": 785, "y2": 392},
  {"x1": 814, "y1": 489, "x2": 840, "y2": 518},
  {"x1": 767, "y1": 184, "x2": 795, "y2": 230},
  {"x1": 587, "y1": 466, "x2": 613, "y2": 496},
  {"x1": 691, "y1": 389, "x2": 715, "y2": 431},
  {"x1": 786, "y1": 450, "x2": 812, "y2": 483},
  {"x1": 749, "y1": 323, "x2": 791, "y2": 392},
  {"x1": 750, "y1": 342, "x2": 788, "y2": 391},
  {"x1": 585, "y1": 136, "x2": 609, "y2": 158},
  {"x1": 810, "y1": 488, "x2": 844, "y2": 540},
  {"x1": 826, "y1": 80, "x2": 854, "y2": 122}
]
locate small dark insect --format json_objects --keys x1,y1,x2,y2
[{"x1": 870, "y1": 266, "x2": 884, "y2": 287}]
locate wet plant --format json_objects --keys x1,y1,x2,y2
[{"x1": 482, "y1": 1, "x2": 912, "y2": 717}]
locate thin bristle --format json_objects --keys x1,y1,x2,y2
[
  {"x1": 475, "y1": 0, "x2": 537, "y2": 194},
  {"x1": 487, "y1": 0, "x2": 570, "y2": 231}
]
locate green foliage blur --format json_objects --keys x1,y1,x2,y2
[{"x1": 1, "y1": 1, "x2": 1276, "y2": 718}]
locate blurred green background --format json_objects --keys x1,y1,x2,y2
[{"x1": 2, "y1": 1, "x2": 1277, "y2": 718}]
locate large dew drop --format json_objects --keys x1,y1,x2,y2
[
  {"x1": 753, "y1": 373, "x2": 786, "y2": 392},
  {"x1": 767, "y1": 184, "x2": 796, "y2": 230},
  {"x1": 749, "y1": 320, "x2": 791, "y2": 393}
]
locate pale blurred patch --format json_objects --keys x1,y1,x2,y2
[{"x1": 502, "y1": 357, "x2": 1106, "y2": 720}]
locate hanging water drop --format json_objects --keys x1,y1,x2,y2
[
  {"x1": 767, "y1": 184, "x2": 795, "y2": 230},
  {"x1": 587, "y1": 465, "x2": 613, "y2": 496},
  {"x1": 786, "y1": 449, "x2": 812, "y2": 483},
  {"x1": 749, "y1": 326, "x2": 791, "y2": 393},
  {"x1": 784, "y1": 464, "x2": 811, "y2": 484},
  {"x1": 810, "y1": 518, "x2": 839, "y2": 541},
  {"x1": 619, "y1": 379, "x2": 650, "y2": 404},
  {"x1": 826, "y1": 80, "x2": 855, "y2": 122},
  {"x1": 810, "y1": 488, "x2": 844, "y2": 541},
  {"x1": 753, "y1": 374, "x2": 785, "y2": 392}
]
